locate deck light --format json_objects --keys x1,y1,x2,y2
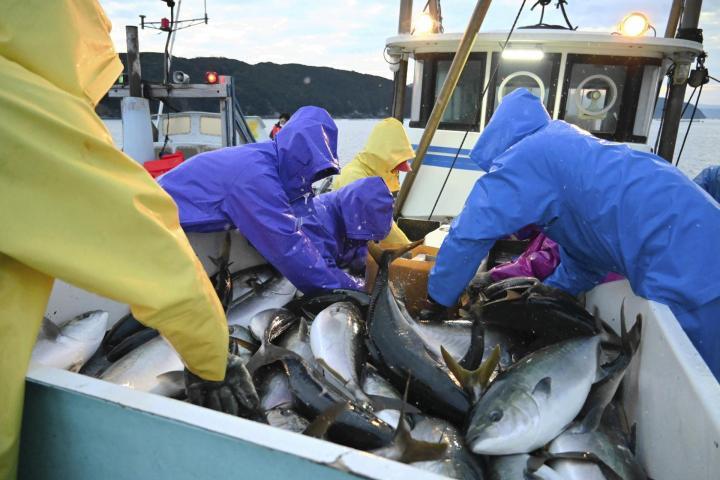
[
  {"x1": 501, "y1": 49, "x2": 544, "y2": 61},
  {"x1": 205, "y1": 71, "x2": 219, "y2": 84},
  {"x1": 413, "y1": 12, "x2": 436, "y2": 35},
  {"x1": 619, "y1": 12, "x2": 650, "y2": 37}
]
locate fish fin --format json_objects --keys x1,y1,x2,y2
[
  {"x1": 106, "y1": 328, "x2": 159, "y2": 362},
  {"x1": 441, "y1": 344, "x2": 500, "y2": 400},
  {"x1": 393, "y1": 377, "x2": 447, "y2": 463},
  {"x1": 542, "y1": 452, "x2": 625, "y2": 480},
  {"x1": 572, "y1": 405, "x2": 605, "y2": 434},
  {"x1": 245, "y1": 343, "x2": 294, "y2": 376},
  {"x1": 367, "y1": 395, "x2": 420, "y2": 415},
  {"x1": 230, "y1": 337, "x2": 259, "y2": 355},
  {"x1": 532, "y1": 377, "x2": 552, "y2": 401},
  {"x1": 629, "y1": 422, "x2": 638, "y2": 455},
  {"x1": 394, "y1": 419, "x2": 448, "y2": 463},
  {"x1": 40, "y1": 317, "x2": 62, "y2": 341},
  {"x1": 303, "y1": 401, "x2": 351, "y2": 439}
]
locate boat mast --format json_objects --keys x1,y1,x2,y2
[
  {"x1": 657, "y1": 0, "x2": 704, "y2": 162},
  {"x1": 391, "y1": 0, "x2": 413, "y2": 121}
]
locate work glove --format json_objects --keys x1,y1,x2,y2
[
  {"x1": 185, "y1": 354, "x2": 264, "y2": 421},
  {"x1": 465, "y1": 271, "x2": 495, "y2": 299},
  {"x1": 418, "y1": 296, "x2": 450, "y2": 321}
]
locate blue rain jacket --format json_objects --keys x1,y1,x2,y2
[
  {"x1": 160, "y1": 106, "x2": 363, "y2": 294},
  {"x1": 693, "y1": 165, "x2": 720, "y2": 203},
  {"x1": 429, "y1": 89, "x2": 720, "y2": 377},
  {"x1": 302, "y1": 177, "x2": 393, "y2": 272}
]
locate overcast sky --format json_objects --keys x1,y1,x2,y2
[{"x1": 101, "y1": 0, "x2": 720, "y2": 105}]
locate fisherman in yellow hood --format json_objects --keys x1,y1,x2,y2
[
  {"x1": 332, "y1": 118, "x2": 415, "y2": 245},
  {"x1": 0, "y1": 2, "x2": 252, "y2": 477}
]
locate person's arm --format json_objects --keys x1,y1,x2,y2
[
  {"x1": 429, "y1": 154, "x2": 558, "y2": 307},
  {"x1": 223, "y1": 171, "x2": 362, "y2": 293},
  {"x1": 381, "y1": 221, "x2": 411, "y2": 246},
  {"x1": 543, "y1": 246, "x2": 606, "y2": 295},
  {"x1": 0, "y1": 68, "x2": 227, "y2": 381}
]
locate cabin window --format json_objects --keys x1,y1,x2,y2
[
  {"x1": 411, "y1": 53, "x2": 486, "y2": 131},
  {"x1": 161, "y1": 115, "x2": 192, "y2": 135},
  {"x1": 559, "y1": 55, "x2": 661, "y2": 143},
  {"x1": 486, "y1": 53, "x2": 562, "y2": 119},
  {"x1": 200, "y1": 116, "x2": 222, "y2": 136}
]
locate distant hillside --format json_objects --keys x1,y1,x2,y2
[
  {"x1": 97, "y1": 52, "x2": 408, "y2": 119},
  {"x1": 654, "y1": 97, "x2": 706, "y2": 119},
  {"x1": 699, "y1": 105, "x2": 720, "y2": 119}
]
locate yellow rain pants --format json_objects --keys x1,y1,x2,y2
[
  {"x1": 332, "y1": 118, "x2": 415, "y2": 245},
  {"x1": 0, "y1": 2, "x2": 228, "y2": 478}
]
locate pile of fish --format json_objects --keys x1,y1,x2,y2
[{"x1": 31, "y1": 243, "x2": 648, "y2": 479}]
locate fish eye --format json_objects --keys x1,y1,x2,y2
[{"x1": 488, "y1": 409, "x2": 503, "y2": 422}]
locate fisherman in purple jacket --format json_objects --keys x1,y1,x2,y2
[
  {"x1": 302, "y1": 177, "x2": 394, "y2": 275},
  {"x1": 160, "y1": 106, "x2": 362, "y2": 293}
]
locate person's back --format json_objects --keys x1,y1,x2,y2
[
  {"x1": 303, "y1": 177, "x2": 393, "y2": 272},
  {"x1": 332, "y1": 118, "x2": 414, "y2": 244},
  {"x1": 694, "y1": 165, "x2": 720, "y2": 203},
  {"x1": 160, "y1": 106, "x2": 364, "y2": 294},
  {"x1": 430, "y1": 88, "x2": 720, "y2": 376}
]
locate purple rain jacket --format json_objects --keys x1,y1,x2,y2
[
  {"x1": 302, "y1": 177, "x2": 394, "y2": 273},
  {"x1": 159, "y1": 106, "x2": 362, "y2": 293}
]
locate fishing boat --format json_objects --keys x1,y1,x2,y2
[{"x1": 21, "y1": 1, "x2": 719, "y2": 479}]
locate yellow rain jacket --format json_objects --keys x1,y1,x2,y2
[
  {"x1": 332, "y1": 118, "x2": 414, "y2": 245},
  {"x1": 0, "y1": 2, "x2": 228, "y2": 477}
]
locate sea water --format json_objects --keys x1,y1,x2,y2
[{"x1": 104, "y1": 118, "x2": 719, "y2": 178}]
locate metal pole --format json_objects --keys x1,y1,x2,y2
[
  {"x1": 125, "y1": 26, "x2": 142, "y2": 98},
  {"x1": 657, "y1": 0, "x2": 703, "y2": 161},
  {"x1": 664, "y1": 0, "x2": 683, "y2": 38},
  {"x1": 394, "y1": 0, "x2": 492, "y2": 217},
  {"x1": 391, "y1": 0, "x2": 413, "y2": 121}
]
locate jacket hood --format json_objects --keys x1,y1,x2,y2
[
  {"x1": 356, "y1": 118, "x2": 414, "y2": 192},
  {"x1": 470, "y1": 88, "x2": 550, "y2": 172},
  {"x1": 276, "y1": 106, "x2": 339, "y2": 202},
  {"x1": 0, "y1": 0, "x2": 123, "y2": 106},
  {"x1": 318, "y1": 177, "x2": 393, "y2": 241}
]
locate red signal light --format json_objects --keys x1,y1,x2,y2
[
  {"x1": 205, "y1": 71, "x2": 219, "y2": 84},
  {"x1": 160, "y1": 18, "x2": 171, "y2": 31}
]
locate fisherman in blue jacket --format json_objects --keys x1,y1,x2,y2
[
  {"x1": 302, "y1": 177, "x2": 394, "y2": 274},
  {"x1": 160, "y1": 106, "x2": 363, "y2": 293},
  {"x1": 694, "y1": 165, "x2": 720, "y2": 203},
  {"x1": 427, "y1": 88, "x2": 720, "y2": 378}
]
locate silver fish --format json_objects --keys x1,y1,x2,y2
[
  {"x1": 31, "y1": 311, "x2": 108, "y2": 372},
  {"x1": 227, "y1": 276, "x2": 296, "y2": 328},
  {"x1": 249, "y1": 308, "x2": 288, "y2": 342},
  {"x1": 265, "y1": 407, "x2": 310, "y2": 433},
  {"x1": 409, "y1": 416, "x2": 485, "y2": 479},
  {"x1": 100, "y1": 336, "x2": 184, "y2": 397},
  {"x1": 362, "y1": 369, "x2": 403, "y2": 429},
  {"x1": 467, "y1": 335, "x2": 601, "y2": 455},
  {"x1": 310, "y1": 302, "x2": 367, "y2": 401},
  {"x1": 548, "y1": 428, "x2": 647, "y2": 480},
  {"x1": 487, "y1": 454, "x2": 564, "y2": 480}
]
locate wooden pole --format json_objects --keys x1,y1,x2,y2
[{"x1": 394, "y1": 0, "x2": 492, "y2": 216}]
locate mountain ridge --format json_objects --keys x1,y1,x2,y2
[{"x1": 96, "y1": 52, "x2": 405, "y2": 119}]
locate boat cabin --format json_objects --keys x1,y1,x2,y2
[{"x1": 386, "y1": 30, "x2": 703, "y2": 218}]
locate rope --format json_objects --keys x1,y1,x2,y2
[
  {"x1": 675, "y1": 83, "x2": 703, "y2": 167},
  {"x1": 427, "y1": 0, "x2": 528, "y2": 220},
  {"x1": 653, "y1": 68, "x2": 673, "y2": 153}
]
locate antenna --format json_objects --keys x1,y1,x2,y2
[{"x1": 138, "y1": 1, "x2": 211, "y2": 84}]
